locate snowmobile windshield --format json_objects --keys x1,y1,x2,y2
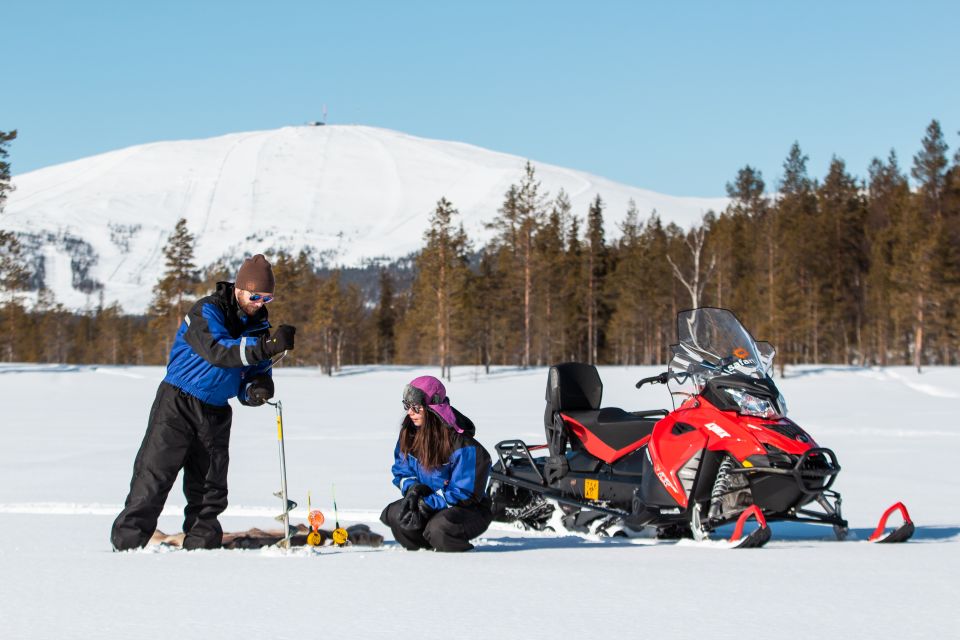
[{"x1": 669, "y1": 308, "x2": 769, "y2": 380}]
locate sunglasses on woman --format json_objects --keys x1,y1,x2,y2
[{"x1": 402, "y1": 401, "x2": 423, "y2": 414}]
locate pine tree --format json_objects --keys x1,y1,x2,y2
[
  {"x1": 515, "y1": 163, "x2": 547, "y2": 368},
  {"x1": 302, "y1": 270, "x2": 372, "y2": 374},
  {"x1": 152, "y1": 219, "x2": 199, "y2": 320},
  {"x1": 534, "y1": 190, "x2": 570, "y2": 364},
  {"x1": 0, "y1": 130, "x2": 27, "y2": 362},
  {"x1": 607, "y1": 200, "x2": 644, "y2": 364},
  {"x1": 563, "y1": 212, "x2": 584, "y2": 361},
  {"x1": 723, "y1": 165, "x2": 769, "y2": 327},
  {"x1": 32, "y1": 289, "x2": 67, "y2": 362},
  {"x1": 906, "y1": 120, "x2": 950, "y2": 371},
  {"x1": 0, "y1": 130, "x2": 26, "y2": 295},
  {"x1": 942, "y1": 134, "x2": 960, "y2": 363},
  {"x1": 311, "y1": 271, "x2": 341, "y2": 375},
  {"x1": 584, "y1": 195, "x2": 607, "y2": 365},
  {"x1": 401, "y1": 198, "x2": 470, "y2": 379},
  {"x1": 483, "y1": 185, "x2": 522, "y2": 363},
  {"x1": 485, "y1": 163, "x2": 547, "y2": 367},
  {"x1": 775, "y1": 142, "x2": 819, "y2": 367},
  {"x1": 912, "y1": 120, "x2": 949, "y2": 217},
  {"x1": 93, "y1": 302, "x2": 129, "y2": 365},
  {"x1": 817, "y1": 157, "x2": 868, "y2": 363},
  {"x1": 465, "y1": 249, "x2": 501, "y2": 373},
  {"x1": 148, "y1": 218, "x2": 199, "y2": 360},
  {"x1": 0, "y1": 229, "x2": 26, "y2": 295},
  {"x1": 613, "y1": 211, "x2": 673, "y2": 364},
  {"x1": 268, "y1": 250, "x2": 316, "y2": 364},
  {"x1": 335, "y1": 282, "x2": 369, "y2": 369},
  {"x1": 644, "y1": 213, "x2": 676, "y2": 363},
  {"x1": 0, "y1": 130, "x2": 16, "y2": 213},
  {"x1": 376, "y1": 267, "x2": 396, "y2": 363},
  {"x1": 865, "y1": 152, "x2": 910, "y2": 365}
]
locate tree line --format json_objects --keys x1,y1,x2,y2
[{"x1": 1, "y1": 120, "x2": 958, "y2": 375}]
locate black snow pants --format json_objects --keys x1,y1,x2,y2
[
  {"x1": 111, "y1": 382, "x2": 232, "y2": 551},
  {"x1": 380, "y1": 498, "x2": 493, "y2": 552}
]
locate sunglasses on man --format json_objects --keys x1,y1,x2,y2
[{"x1": 243, "y1": 290, "x2": 275, "y2": 303}]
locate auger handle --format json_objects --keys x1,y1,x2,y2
[{"x1": 268, "y1": 400, "x2": 292, "y2": 550}]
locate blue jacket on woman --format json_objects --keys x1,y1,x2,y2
[{"x1": 391, "y1": 423, "x2": 492, "y2": 511}]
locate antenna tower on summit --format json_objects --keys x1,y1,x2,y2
[{"x1": 306, "y1": 105, "x2": 328, "y2": 127}]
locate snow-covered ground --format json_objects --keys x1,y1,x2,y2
[{"x1": 0, "y1": 364, "x2": 957, "y2": 638}]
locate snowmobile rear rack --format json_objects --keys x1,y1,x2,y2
[
  {"x1": 494, "y1": 439, "x2": 548, "y2": 485},
  {"x1": 489, "y1": 468, "x2": 632, "y2": 519},
  {"x1": 491, "y1": 439, "x2": 631, "y2": 519}
]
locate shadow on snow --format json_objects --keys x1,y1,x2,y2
[{"x1": 468, "y1": 523, "x2": 959, "y2": 552}]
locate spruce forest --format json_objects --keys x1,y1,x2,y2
[{"x1": 1, "y1": 120, "x2": 959, "y2": 375}]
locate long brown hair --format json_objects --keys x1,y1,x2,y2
[{"x1": 399, "y1": 409, "x2": 453, "y2": 471}]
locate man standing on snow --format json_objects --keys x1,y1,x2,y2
[{"x1": 111, "y1": 254, "x2": 296, "y2": 551}]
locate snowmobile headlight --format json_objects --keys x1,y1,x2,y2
[{"x1": 722, "y1": 387, "x2": 782, "y2": 419}]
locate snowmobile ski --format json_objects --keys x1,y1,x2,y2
[
  {"x1": 869, "y1": 502, "x2": 915, "y2": 543},
  {"x1": 727, "y1": 505, "x2": 771, "y2": 548}
]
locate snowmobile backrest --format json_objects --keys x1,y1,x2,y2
[{"x1": 546, "y1": 362, "x2": 603, "y2": 415}]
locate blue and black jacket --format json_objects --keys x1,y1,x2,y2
[
  {"x1": 390, "y1": 413, "x2": 492, "y2": 511},
  {"x1": 162, "y1": 281, "x2": 273, "y2": 406}
]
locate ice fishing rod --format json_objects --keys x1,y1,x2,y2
[
  {"x1": 331, "y1": 484, "x2": 349, "y2": 547},
  {"x1": 267, "y1": 399, "x2": 296, "y2": 550},
  {"x1": 307, "y1": 491, "x2": 325, "y2": 547}
]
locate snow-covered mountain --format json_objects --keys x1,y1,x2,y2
[{"x1": 3, "y1": 125, "x2": 727, "y2": 312}]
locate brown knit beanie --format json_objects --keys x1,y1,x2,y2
[{"x1": 235, "y1": 254, "x2": 275, "y2": 293}]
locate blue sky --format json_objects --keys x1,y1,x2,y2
[{"x1": 3, "y1": 0, "x2": 958, "y2": 196}]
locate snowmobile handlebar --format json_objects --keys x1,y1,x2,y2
[{"x1": 636, "y1": 371, "x2": 670, "y2": 388}]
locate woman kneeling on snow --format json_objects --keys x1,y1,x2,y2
[{"x1": 380, "y1": 376, "x2": 493, "y2": 552}]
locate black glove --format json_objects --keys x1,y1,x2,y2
[
  {"x1": 397, "y1": 496, "x2": 434, "y2": 531},
  {"x1": 404, "y1": 483, "x2": 433, "y2": 499},
  {"x1": 244, "y1": 374, "x2": 274, "y2": 406},
  {"x1": 260, "y1": 325, "x2": 296, "y2": 358}
]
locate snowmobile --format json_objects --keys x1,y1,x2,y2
[{"x1": 487, "y1": 307, "x2": 914, "y2": 548}]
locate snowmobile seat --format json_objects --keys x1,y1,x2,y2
[
  {"x1": 545, "y1": 362, "x2": 656, "y2": 464},
  {"x1": 560, "y1": 408, "x2": 657, "y2": 464}
]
